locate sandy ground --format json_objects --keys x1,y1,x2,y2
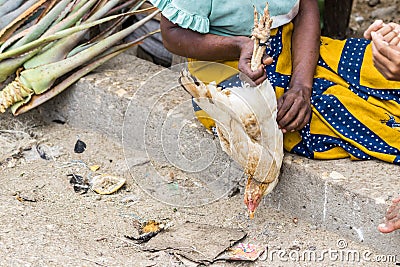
[
  {"x1": 1, "y1": 1, "x2": 399, "y2": 266},
  {"x1": 349, "y1": 0, "x2": 399, "y2": 37},
  {"x1": 0, "y1": 112, "x2": 393, "y2": 267}
]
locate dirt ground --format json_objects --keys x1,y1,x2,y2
[
  {"x1": 0, "y1": 112, "x2": 388, "y2": 267},
  {"x1": 349, "y1": 0, "x2": 399, "y2": 37},
  {"x1": 1, "y1": 1, "x2": 399, "y2": 267}
]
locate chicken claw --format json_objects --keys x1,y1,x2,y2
[{"x1": 251, "y1": 2, "x2": 273, "y2": 71}]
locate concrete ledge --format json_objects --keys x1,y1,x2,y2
[{"x1": 23, "y1": 54, "x2": 399, "y2": 255}]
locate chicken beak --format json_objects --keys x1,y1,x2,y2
[
  {"x1": 245, "y1": 200, "x2": 258, "y2": 219},
  {"x1": 249, "y1": 210, "x2": 255, "y2": 219}
]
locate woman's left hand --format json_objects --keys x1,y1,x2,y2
[{"x1": 276, "y1": 85, "x2": 312, "y2": 133}]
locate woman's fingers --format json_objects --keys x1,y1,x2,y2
[
  {"x1": 277, "y1": 92, "x2": 311, "y2": 133},
  {"x1": 388, "y1": 22, "x2": 400, "y2": 32},
  {"x1": 364, "y1": 19, "x2": 383, "y2": 39},
  {"x1": 376, "y1": 24, "x2": 394, "y2": 38},
  {"x1": 262, "y1": 56, "x2": 273, "y2": 66},
  {"x1": 389, "y1": 36, "x2": 400, "y2": 46},
  {"x1": 238, "y1": 66, "x2": 266, "y2": 86},
  {"x1": 371, "y1": 33, "x2": 400, "y2": 80},
  {"x1": 278, "y1": 101, "x2": 310, "y2": 132},
  {"x1": 381, "y1": 30, "x2": 398, "y2": 43}
]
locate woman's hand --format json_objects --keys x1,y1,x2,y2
[
  {"x1": 237, "y1": 37, "x2": 274, "y2": 86},
  {"x1": 160, "y1": 15, "x2": 273, "y2": 85},
  {"x1": 364, "y1": 20, "x2": 400, "y2": 44},
  {"x1": 364, "y1": 20, "x2": 400, "y2": 45},
  {"x1": 371, "y1": 31, "x2": 400, "y2": 81},
  {"x1": 363, "y1": 20, "x2": 400, "y2": 81},
  {"x1": 277, "y1": 85, "x2": 312, "y2": 133}
]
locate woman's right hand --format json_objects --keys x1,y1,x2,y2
[{"x1": 237, "y1": 37, "x2": 273, "y2": 86}]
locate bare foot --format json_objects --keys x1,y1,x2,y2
[{"x1": 378, "y1": 196, "x2": 400, "y2": 233}]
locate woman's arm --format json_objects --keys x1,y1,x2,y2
[
  {"x1": 276, "y1": 0, "x2": 320, "y2": 133},
  {"x1": 160, "y1": 15, "x2": 267, "y2": 84}
]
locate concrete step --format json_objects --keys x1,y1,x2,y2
[{"x1": 10, "y1": 53, "x2": 399, "y2": 258}]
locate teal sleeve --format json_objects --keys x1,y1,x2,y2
[{"x1": 150, "y1": 0, "x2": 211, "y2": 33}]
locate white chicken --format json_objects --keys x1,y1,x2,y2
[{"x1": 179, "y1": 3, "x2": 283, "y2": 218}]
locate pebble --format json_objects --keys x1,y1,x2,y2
[
  {"x1": 368, "y1": 0, "x2": 380, "y2": 7},
  {"x1": 354, "y1": 16, "x2": 364, "y2": 24},
  {"x1": 120, "y1": 194, "x2": 139, "y2": 203},
  {"x1": 371, "y1": 6, "x2": 397, "y2": 19}
]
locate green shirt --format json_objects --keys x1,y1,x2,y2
[{"x1": 150, "y1": 0, "x2": 299, "y2": 36}]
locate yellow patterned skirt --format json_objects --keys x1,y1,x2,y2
[{"x1": 189, "y1": 23, "x2": 400, "y2": 164}]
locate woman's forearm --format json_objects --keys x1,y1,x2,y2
[
  {"x1": 160, "y1": 15, "x2": 251, "y2": 61},
  {"x1": 290, "y1": 0, "x2": 320, "y2": 94}
]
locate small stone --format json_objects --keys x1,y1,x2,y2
[
  {"x1": 371, "y1": 6, "x2": 397, "y2": 19},
  {"x1": 74, "y1": 139, "x2": 87, "y2": 153},
  {"x1": 120, "y1": 195, "x2": 139, "y2": 204},
  {"x1": 368, "y1": 0, "x2": 380, "y2": 7},
  {"x1": 354, "y1": 16, "x2": 364, "y2": 24},
  {"x1": 115, "y1": 89, "x2": 128, "y2": 98}
]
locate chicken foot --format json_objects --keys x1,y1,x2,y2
[{"x1": 250, "y1": 2, "x2": 273, "y2": 71}]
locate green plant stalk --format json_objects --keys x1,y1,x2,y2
[
  {"x1": 0, "y1": 8, "x2": 152, "y2": 61},
  {"x1": 19, "y1": 10, "x2": 160, "y2": 93},
  {"x1": 67, "y1": 0, "x2": 146, "y2": 57},
  {"x1": 0, "y1": 49, "x2": 40, "y2": 82},
  {"x1": 24, "y1": 0, "x2": 121, "y2": 69},
  {"x1": 1, "y1": 0, "x2": 93, "y2": 53},
  {"x1": 7, "y1": 0, "x2": 72, "y2": 50},
  {"x1": 0, "y1": 0, "x2": 76, "y2": 80},
  {"x1": 47, "y1": 0, "x2": 90, "y2": 31},
  {"x1": 0, "y1": 9, "x2": 159, "y2": 112},
  {"x1": 0, "y1": 0, "x2": 49, "y2": 45},
  {"x1": 107, "y1": 0, "x2": 141, "y2": 15},
  {"x1": 0, "y1": 0, "x2": 99, "y2": 82},
  {"x1": 0, "y1": 0, "x2": 41, "y2": 29},
  {"x1": 0, "y1": 0, "x2": 23, "y2": 17},
  {"x1": 44, "y1": 0, "x2": 95, "y2": 37},
  {"x1": 12, "y1": 31, "x2": 158, "y2": 115}
]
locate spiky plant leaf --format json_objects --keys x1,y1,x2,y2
[{"x1": 0, "y1": 1, "x2": 160, "y2": 114}]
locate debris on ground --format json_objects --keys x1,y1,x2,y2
[
  {"x1": 0, "y1": 129, "x2": 37, "y2": 168},
  {"x1": 15, "y1": 194, "x2": 37, "y2": 203},
  {"x1": 21, "y1": 143, "x2": 63, "y2": 162},
  {"x1": 68, "y1": 173, "x2": 90, "y2": 194},
  {"x1": 74, "y1": 139, "x2": 87, "y2": 154},
  {"x1": 217, "y1": 243, "x2": 265, "y2": 261},
  {"x1": 125, "y1": 219, "x2": 173, "y2": 244},
  {"x1": 89, "y1": 165, "x2": 100, "y2": 172},
  {"x1": 91, "y1": 174, "x2": 126, "y2": 195},
  {"x1": 120, "y1": 195, "x2": 140, "y2": 205},
  {"x1": 141, "y1": 222, "x2": 246, "y2": 264}
]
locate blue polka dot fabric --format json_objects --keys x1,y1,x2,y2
[
  {"x1": 192, "y1": 23, "x2": 400, "y2": 164},
  {"x1": 264, "y1": 24, "x2": 400, "y2": 164}
]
